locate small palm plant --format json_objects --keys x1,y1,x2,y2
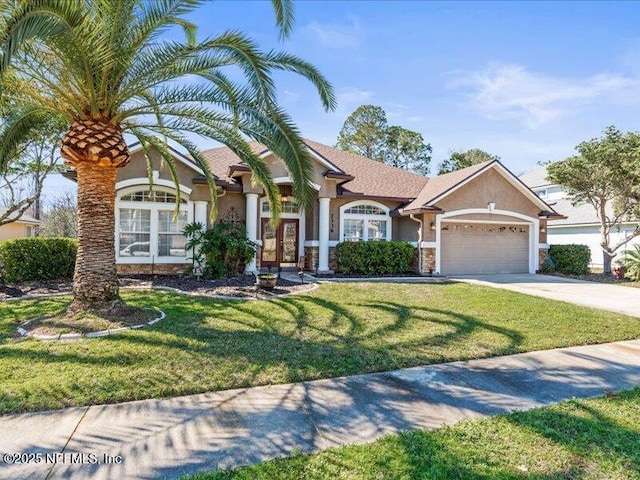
[
  {"x1": 0, "y1": 0, "x2": 335, "y2": 314},
  {"x1": 622, "y1": 244, "x2": 640, "y2": 281}
]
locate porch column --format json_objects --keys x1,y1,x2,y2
[
  {"x1": 194, "y1": 201, "x2": 208, "y2": 229},
  {"x1": 245, "y1": 193, "x2": 259, "y2": 274},
  {"x1": 318, "y1": 197, "x2": 330, "y2": 272}
]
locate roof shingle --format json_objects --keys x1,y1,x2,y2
[
  {"x1": 402, "y1": 161, "x2": 493, "y2": 211},
  {"x1": 201, "y1": 139, "x2": 429, "y2": 200}
]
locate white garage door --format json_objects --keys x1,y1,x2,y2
[{"x1": 441, "y1": 222, "x2": 530, "y2": 275}]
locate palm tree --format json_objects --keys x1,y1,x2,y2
[{"x1": 0, "y1": 0, "x2": 335, "y2": 313}]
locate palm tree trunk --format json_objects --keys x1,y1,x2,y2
[{"x1": 68, "y1": 161, "x2": 122, "y2": 312}]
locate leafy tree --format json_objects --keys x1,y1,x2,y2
[
  {"x1": 336, "y1": 105, "x2": 388, "y2": 162},
  {"x1": 0, "y1": 113, "x2": 65, "y2": 225},
  {"x1": 438, "y1": 149, "x2": 500, "y2": 174},
  {"x1": 337, "y1": 105, "x2": 432, "y2": 174},
  {"x1": 385, "y1": 126, "x2": 432, "y2": 175},
  {"x1": 547, "y1": 126, "x2": 640, "y2": 274},
  {"x1": 0, "y1": 0, "x2": 334, "y2": 314},
  {"x1": 40, "y1": 192, "x2": 77, "y2": 238}
]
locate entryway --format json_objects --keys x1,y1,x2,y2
[{"x1": 261, "y1": 218, "x2": 298, "y2": 267}]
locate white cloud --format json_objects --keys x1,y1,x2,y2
[
  {"x1": 448, "y1": 63, "x2": 640, "y2": 128},
  {"x1": 335, "y1": 87, "x2": 374, "y2": 113},
  {"x1": 302, "y1": 18, "x2": 363, "y2": 48}
]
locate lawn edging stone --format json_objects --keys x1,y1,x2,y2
[{"x1": 16, "y1": 308, "x2": 166, "y2": 342}]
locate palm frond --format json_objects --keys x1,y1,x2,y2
[
  {"x1": 270, "y1": 0, "x2": 295, "y2": 40},
  {"x1": 0, "y1": 106, "x2": 59, "y2": 170}
]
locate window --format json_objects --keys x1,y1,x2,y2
[
  {"x1": 117, "y1": 188, "x2": 190, "y2": 261},
  {"x1": 25, "y1": 225, "x2": 34, "y2": 237},
  {"x1": 119, "y1": 209, "x2": 151, "y2": 257},
  {"x1": 261, "y1": 199, "x2": 299, "y2": 214},
  {"x1": 120, "y1": 190, "x2": 186, "y2": 204},
  {"x1": 341, "y1": 202, "x2": 391, "y2": 242},
  {"x1": 534, "y1": 188, "x2": 548, "y2": 199},
  {"x1": 344, "y1": 205, "x2": 385, "y2": 215},
  {"x1": 158, "y1": 210, "x2": 188, "y2": 257}
]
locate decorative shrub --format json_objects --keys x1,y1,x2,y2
[
  {"x1": 548, "y1": 244, "x2": 591, "y2": 275},
  {"x1": 622, "y1": 244, "x2": 640, "y2": 281},
  {"x1": 0, "y1": 237, "x2": 77, "y2": 283},
  {"x1": 335, "y1": 241, "x2": 415, "y2": 275},
  {"x1": 188, "y1": 222, "x2": 256, "y2": 278}
]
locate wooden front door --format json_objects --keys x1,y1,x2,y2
[{"x1": 261, "y1": 219, "x2": 299, "y2": 267}]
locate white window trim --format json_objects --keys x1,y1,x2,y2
[
  {"x1": 434, "y1": 208, "x2": 539, "y2": 274},
  {"x1": 339, "y1": 200, "x2": 392, "y2": 242},
  {"x1": 116, "y1": 185, "x2": 192, "y2": 264},
  {"x1": 259, "y1": 197, "x2": 302, "y2": 219}
]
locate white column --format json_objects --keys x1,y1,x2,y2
[
  {"x1": 298, "y1": 208, "x2": 306, "y2": 259},
  {"x1": 245, "y1": 193, "x2": 259, "y2": 274},
  {"x1": 194, "y1": 201, "x2": 208, "y2": 229},
  {"x1": 318, "y1": 197, "x2": 331, "y2": 272}
]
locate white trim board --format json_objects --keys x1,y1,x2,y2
[{"x1": 116, "y1": 177, "x2": 192, "y2": 195}]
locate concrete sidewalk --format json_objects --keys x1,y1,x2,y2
[{"x1": 2, "y1": 339, "x2": 640, "y2": 480}]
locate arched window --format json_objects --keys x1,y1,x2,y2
[
  {"x1": 340, "y1": 201, "x2": 391, "y2": 242},
  {"x1": 117, "y1": 187, "x2": 190, "y2": 261}
]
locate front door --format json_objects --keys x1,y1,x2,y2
[{"x1": 261, "y1": 219, "x2": 298, "y2": 267}]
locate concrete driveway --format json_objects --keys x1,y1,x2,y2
[{"x1": 452, "y1": 274, "x2": 640, "y2": 318}]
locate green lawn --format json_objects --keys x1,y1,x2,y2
[
  {"x1": 186, "y1": 388, "x2": 640, "y2": 480},
  {"x1": 1, "y1": 282, "x2": 639, "y2": 415}
]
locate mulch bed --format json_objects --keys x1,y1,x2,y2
[
  {"x1": 547, "y1": 272, "x2": 639, "y2": 286},
  {"x1": 0, "y1": 274, "x2": 314, "y2": 300}
]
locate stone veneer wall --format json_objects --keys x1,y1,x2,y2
[
  {"x1": 304, "y1": 246, "x2": 337, "y2": 272},
  {"x1": 420, "y1": 248, "x2": 436, "y2": 274},
  {"x1": 304, "y1": 246, "x2": 318, "y2": 271},
  {"x1": 538, "y1": 247, "x2": 549, "y2": 270},
  {"x1": 117, "y1": 263, "x2": 188, "y2": 275}
]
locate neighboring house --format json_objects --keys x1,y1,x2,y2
[
  {"x1": 0, "y1": 209, "x2": 40, "y2": 241},
  {"x1": 65, "y1": 139, "x2": 562, "y2": 275},
  {"x1": 520, "y1": 166, "x2": 640, "y2": 268}
]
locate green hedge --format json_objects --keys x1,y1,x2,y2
[
  {"x1": 0, "y1": 237, "x2": 77, "y2": 283},
  {"x1": 548, "y1": 244, "x2": 591, "y2": 275},
  {"x1": 335, "y1": 241, "x2": 415, "y2": 275}
]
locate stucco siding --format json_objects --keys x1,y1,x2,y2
[
  {"x1": 117, "y1": 148, "x2": 201, "y2": 193},
  {"x1": 0, "y1": 223, "x2": 30, "y2": 241},
  {"x1": 215, "y1": 193, "x2": 246, "y2": 227},
  {"x1": 395, "y1": 216, "x2": 420, "y2": 242},
  {"x1": 438, "y1": 169, "x2": 540, "y2": 219}
]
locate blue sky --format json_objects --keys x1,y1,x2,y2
[{"x1": 45, "y1": 0, "x2": 640, "y2": 198}]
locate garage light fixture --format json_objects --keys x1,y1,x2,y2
[
  {"x1": 488, "y1": 202, "x2": 496, "y2": 212},
  {"x1": 430, "y1": 222, "x2": 436, "y2": 231},
  {"x1": 540, "y1": 226, "x2": 546, "y2": 233}
]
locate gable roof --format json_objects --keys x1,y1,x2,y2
[
  {"x1": 402, "y1": 160, "x2": 562, "y2": 217},
  {"x1": 201, "y1": 139, "x2": 429, "y2": 200},
  {"x1": 519, "y1": 166, "x2": 552, "y2": 188},
  {"x1": 0, "y1": 209, "x2": 40, "y2": 225},
  {"x1": 519, "y1": 165, "x2": 638, "y2": 226},
  {"x1": 402, "y1": 161, "x2": 493, "y2": 212}
]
